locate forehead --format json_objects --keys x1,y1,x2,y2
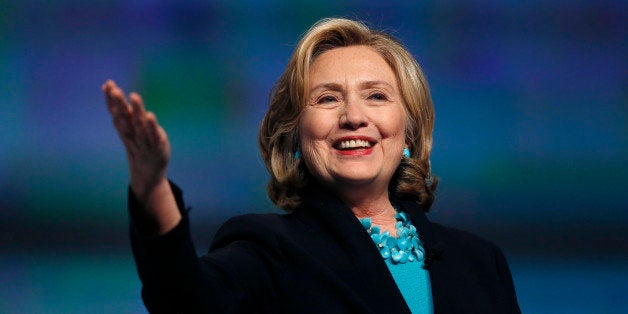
[{"x1": 308, "y1": 46, "x2": 398, "y2": 88}]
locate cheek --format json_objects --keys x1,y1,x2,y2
[
  {"x1": 298, "y1": 116, "x2": 330, "y2": 173},
  {"x1": 379, "y1": 109, "x2": 407, "y2": 139},
  {"x1": 299, "y1": 115, "x2": 318, "y2": 146},
  {"x1": 298, "y1": 110, "x2": 332, "y2": 144}
]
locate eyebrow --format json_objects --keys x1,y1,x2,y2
[
  {"x1": 308, "y1": 80, "x2": 395, "y2": 95},
  {"x1": 309, "y1": 83, "x2": 343, "y2": 94},
  {"x1": 358, "y1": 80, "x2": 395, "y2": 90}
]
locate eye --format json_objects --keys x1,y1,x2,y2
[
  {"x1": 316, "y1": 95, "x2": 338, "y2": 104},
  {"x1": 368, "y1": 92, "x2": 388, "y2": 101}
]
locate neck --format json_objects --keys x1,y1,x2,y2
[{"x1": 333, "y1": 183, "x2": 398, "y2": 235}]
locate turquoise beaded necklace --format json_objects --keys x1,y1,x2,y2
[{"x1": 359, "y1": 211, "x2": 425, "y2": 264}]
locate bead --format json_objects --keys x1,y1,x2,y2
[
  {"x1": 360, "y1": 217, "x2": 372, "y2": 230},
  {"x1": 387, "y1": 237, "x2": 398, "y2": 247},
  {"x1": 412, "y1": 237, "x2": 420, "y2": 248},
  {"x1": 399, "y1": 251, "x2": 409, "y2": 263},
  {"x1": 415, "y1": 247, "x2": 425, "y2": 259},
  {"x1": 391, "y1": 248, "x2": 402, "y2": 262},
  {"x1": 371, "y1": 233, "x2": 381, "y2": 243},
  {"x1": 398, "y1": 238, "x2": 409, "y2": 250},
  {"x1": 396, "y1": 212, "x2": 408, "y2": 222},
  {"x1": 360, "y1": 209, "x2": 426, "y2": 264},
  {"x1": 371, "y1": 225, "x2": 381, "y2": 235}
]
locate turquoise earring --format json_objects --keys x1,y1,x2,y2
[
  {"x1": 403, "y1": 147, "x2": 410, "y2": 158},
  {"x1": 294, "y1": 149, "x2": 301, "y2": 159}
]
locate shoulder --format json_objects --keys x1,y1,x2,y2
[
  {"x1": 399, "y1": 197, "x2": 502, "y2": 257},
  {"x1": 429, "y1": 223, "x2": 519, "y2": 294},
  {"x1": 209, "y1": 212, "x2": 304, "y2": 251},
  {"x1": 218, "y1": 212, "x2": 300, "y2": 235},
  {"x1": 221, "y1": 213, "x2": 286, "y2": 228},
  {"x1": 430, "y1": 222, "x2": 501, "y2": 253},
  {"x1": 426, "y1": 222, "x2": 510, "y2": 271},
  {"x1": 426, "y1": 221, "x2": 516, "y2": 286}
]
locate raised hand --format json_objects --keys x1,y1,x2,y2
[{"x1": 103, "y1": 79, "x2": 180, "y2": 234}]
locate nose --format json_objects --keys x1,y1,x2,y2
[{"x1": 340, "y1": 97, "x2": 368, "y2": 130}]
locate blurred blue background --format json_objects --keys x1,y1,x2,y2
[{"x1": 1, "y1": 0, "x2": 626, "y2": 313}]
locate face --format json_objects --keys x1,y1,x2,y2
[{"x1": 299, "y1": 45, "x2": 407, "y2": 193}]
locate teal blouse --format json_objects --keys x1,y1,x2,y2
[
  {"x1": 385, "y1": 257, "x2": 433, "y2": 313},
  {"x1": 360, "y1": 211, "x2": 434, "y2": 313}
]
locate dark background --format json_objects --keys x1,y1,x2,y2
[{"x1": 1, "y1": 1, "x2": 626, "y2": 313}]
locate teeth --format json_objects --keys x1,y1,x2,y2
[{"x1": 339, "y1": 139, "x2": 372, "y2": 149}]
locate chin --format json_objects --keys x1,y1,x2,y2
[{"x1": 333, "y1": 170, "x2": 381, "y2": 185}]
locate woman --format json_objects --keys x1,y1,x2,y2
[{"x1": 103, "y1": 18, "x2": 520, "y2": 313}]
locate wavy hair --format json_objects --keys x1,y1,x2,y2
[{"x1": 259, "y1": 18, "x2": 438, "y2": 211}]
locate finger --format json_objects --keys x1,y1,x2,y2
[
  {"x1": 102, "y1": 81, "x2": 137, "y2": 143},
  {"x1": 103, "y1": 80, "x2": 129, "y2": 116},
  {"x1": 129, "y1": 92, "x2": 147, "y2": 123},
  {"x1": 113, "y1": 110, "x2": 134, "y2": 141},
  {"x1": 101, "y1": 79, "x2": 113, "y2": 95},
  {"x1": 145, "y1": 112, "x2": 162, "y2": 148},
  {"x1": 109, "y1": 88, "x2": 136, "y2": 141},
  {"x1": 145, "y1": 113, "x2": 171, "y2": 163},
  {"x1": 108, "y1": 87, "x2": 134, "y2": 128},
  {"x1": 155, "y1": 125, "x2": 169, "y2": 152},
  {"x1": 101, "y1": 79, "x2": 115, "y2": 94},
  {"x1": 103, "y1": 80, "x2": 118, "y2": 115},
  {"x1": 129, "y1": 92, "x2": 151, "y2": 147}
]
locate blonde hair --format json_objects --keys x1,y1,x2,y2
[{"x1": 259, "y1": 18, "x2": 438, "y2": 211}]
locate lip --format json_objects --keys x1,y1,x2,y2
[{"x1": 333, "y1": 136, "x2": 377, "y2": 156}]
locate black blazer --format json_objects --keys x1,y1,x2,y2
[{"x1": 130, "y1": 183, "x2": 520, "y2": 313}]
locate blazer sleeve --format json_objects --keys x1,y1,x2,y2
[
  {"x1": 128, "y1": 182, "x2": 276, "y2": 313},
  {"x1": 128, "y1": 182, "x2": 210, "y2": 313},
  {"x1": 493, "y1": 246, "x2": 521, "y2": 312}
]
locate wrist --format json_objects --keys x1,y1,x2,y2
[
  {"x1": 129, "y1": 177, "x2": 182, "y2": 236},
  {"x1": 129, "y1": 173, "x2": 168, "y2": 201}
]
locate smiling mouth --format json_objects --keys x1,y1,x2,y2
[{"x1": 334, "y1": 139, "x2": 374, "y2": 150}]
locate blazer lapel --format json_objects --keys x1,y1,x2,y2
[{"x1": 300, "y1": 185, "x2": 412, "y2": 313}]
